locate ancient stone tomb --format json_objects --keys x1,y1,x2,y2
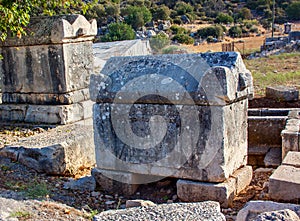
[
  {"x1": 0, "y1": 15, "x2": 97, "y2": 124},
  {"x1": 90, "y1": 52, "x2": 253, "y2": 205}
]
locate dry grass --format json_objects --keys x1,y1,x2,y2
[{"x1": 244, "y1": 52, "x2": 300, "y2": 96}]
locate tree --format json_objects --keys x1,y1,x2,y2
[
  {"x1": 151, "y1": 5, "x2": 171, "y2": 21},
  {"x1": 122, "y1": 6, "x2": 152, "y2": 30},
  {"x1": 174, "y1": 1, "x2": 194, "y2": 15},
  {"x1": 215, "y1": 12, "x2": 234, "y2": 24},
  {"x1": 101, "y1": 22, "x2": 135, "y2": 42},
  {"x1": 0, "y1": 0, "x2": 95, "y2": 41},
  {"x1": 286, "y1": 2, "x2": 300, "y2": 20},
  {"x1": 149, "y1": 33, "x2": 170, "y2": 53},
  {"x1": 229, "y1": 25, "x2": 242, "y2": 37},
  {"x1": 196, "y1": 25, "x2": 224, "y2": 39}
]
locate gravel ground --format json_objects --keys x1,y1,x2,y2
[
  {"x1": 0, "y1": 125, "x2": 274, "y2": 221},
  {"x1": 0, "y1": 154, "x2": 274, "y2": 221}
]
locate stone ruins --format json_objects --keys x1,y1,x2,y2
[
  {"x1": 0, "y1": 14, "x2": 300, "y2": 221},
  {"x1": 90, "y1": 52, "x2": 254, "y2": 207}
]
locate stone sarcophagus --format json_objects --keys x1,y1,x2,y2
[
  {"x1": 0, "y1": 15, "x2": 97, "y2": 124},
  {"x1": 90, "y1": 52, "x2": 253, "y2": 184}
]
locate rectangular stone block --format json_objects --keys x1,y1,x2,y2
[
  {"x1": 0, "y1": 124, "x2": 95, "y2": 175},
  {"x1": 91, "y1": 52, "x2": 252, "y2": 183},
  {"x1": 2, "y1": 42, "x2": 93, "y2": 95},
  {"x1": 266, "y1": 86, "x2": 299, "y2": 102},
  {"x1": 2, "y1": 88, "x2": 90, "y2": 105},
  {"x1": 281, "y1": 111, "x2": 300, "y2": 159},
  {"x1": 282, "y1": 151, "x2": 300, "y2": 168},
  {"x1": 0, "y1": 100, "x2": 93, "y2": 124},
  {"x1": 91, "y1": 168, "x2": 140, "y2": 195},
  {"x1": 269, "y1": 165, "x2": 300, "y2": 201},
  {"x1": 177, "y1": 166, "x2": 252, "y2": 208},
  {"x1": 93, "y1": 100, "x2": 248, "y2": 183}
]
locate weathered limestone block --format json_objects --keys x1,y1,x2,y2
[
  {"x1": 266, "y1": 86, "x2": 299, "y2": 102},
  {"x1": 0, "y1": 100, "x2": 93, "y2": 124},
  {"x1": 281, "y1": 109, "x2": 300, "y2": 159},
  {"x1": 0, "y1": 124, "x2": 95, "y2": 175},
  {"x1": 93, "y1": 40, "x2": 152, "y2": 74},
  {"x1": 254, "y1": 209, "x2": 300, "y2": 221},
  {"x1": 269, "y1": 164, "x2": 300, "y2": 201},
  {"x1": 90, "y1": 52, "x2": 253, "y2": 183},
  {"x1": 177, "y1": 166, "x2": 252, "y2": 208},
  {"x1": 1, "y1": 15, "x2": 96, "y2": 104},
  {"x1": 237, "y1": 201, "x2": 300, "y2": 221}
]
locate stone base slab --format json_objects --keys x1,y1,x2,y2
[
  {"x1": 269, "y1": 151, "x2": 300, "y2": 201},
  {"x1": 176, "y1": 166, "x2": 252, "y2": 208},
  {"x1": 266, "y1": 86, "x2": 299, "y2": 102},
  {"x1": 92, "y1": 168, "x2": 140, "y2": 195},
  {"x1": 0, "y1": 100, "x2": 93, "y2": 125},
  {"x1": 2, "y1": 88, "x2": 90, "y2": 105},
  {"x1": 0, "y1": 124, "x2": 95, "y2": 175},
  {"x1": 91, "y1": 168, "x2": 166, "y2": 195}
]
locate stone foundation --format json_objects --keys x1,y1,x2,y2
[{"x1": 176, "y1": 166, "x2": 253, "y2": 208}]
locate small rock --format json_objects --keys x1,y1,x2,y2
[
  {"x1": 63, "y1": 176, "x2": 96, "y2": 191},
  {"x1": 126, "y1": 199, "x2": 156, "y2": 208},
  {"x1": 105, "y1": 195, "x2": 114, "y2": 199},
  {"x1": 91, "y1": 191, "x2": 101, "y2": 197},
  {"x1": 167, "y1": 189, "x2": 171, "y2": 194},
  {"x1": 105, "y1": 200, "x2": 115, "y2": 205},
  {"x1": 156, "y1": 180, "x2": 171, "y2": 187},
  {"x1": 172, "y1": 195, "x2": 178, "y2": 201},
  {"x1": 167, "y1": 200, "x2": 173, "y2": 203}
]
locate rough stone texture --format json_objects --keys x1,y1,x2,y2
[
  {"x1": 91, "y1": 52, "x2": 253, "y2": 183},
  {"x1": 264, "y1": 147, "x2": 281, "y2": 168},
  {"x1": 0, "y1": 124, "x2": 95, "y2": 175},
  {"x1": 63, "y1": 176, "x2": 96, "y2": 191},
  {"x1": 2, "y1": 88, "x2": 90, "y2": 105},
  {"x1": 254, "y1": 209, "x2": 300, "y2": 221},
  {"x1": 269, "y1": 165, "x2": 300, "y2": 201},
  {"x1": 93, "y1": 201, "x2": 226, "y2": 221},
  {"x1": 266, "y1": 86, "x2": 299, "y2": 102},
  {"x1": 0, "y1": 15, "x2": 97, "y2": 47},
  {"x1": 91, "y1": 168, "x2": 140, "y2": 195},
  {"x1": 248, "y1": 116, "x2": 287, "y2": 149},
  {"x1": 0, "y1": 15, "x2": 96, "y2": 125},
  {"x1": 125, "y1": 199, "x2": 156, "y2": 208},
  {"x1": 176, "y1": 166, "x2": 252, "y2": 208},
  {"x1": 281, "y1": 110, "x2": 300, "y2": 159},
  {"x1": 93, "y1": 40, "x2": 152, "y2": 74},
  {"x1": 236, "y1": 201, "x2": 300, "y2": 221},
  {"x1": 0, "y1": 100, "x2": 93, "y2": 124},
  {"x1": 282, "y1": 151, "x2": 300, "y2": 168}
]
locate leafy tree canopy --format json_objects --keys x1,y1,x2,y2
[{"x1": 0, "y1": 0, "x2": 95, "y2": 41}]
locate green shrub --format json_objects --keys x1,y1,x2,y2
[
  {"x1": 101, "y1": 23, "x2": 135, "y2": 42},
  {"x1": 170, "y1": 25, "x2": 188, "y2": 35},
  {"x1": 215, "y1": 12, "x2": 234, "y2": 24},
  {"x1": 149, "y1": 33, "x2": 170, "y2": 53},
  {"x1": 228, "y1": 25, "x2": 242, "y2": 37},
  {"x1": 196, "y1": 25, "x2": 224, "y2": 39},
  {"x1": 172, "y1": 34, "x2": 194, "y2": 44}
]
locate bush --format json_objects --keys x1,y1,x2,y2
[
  {"x1": 122, "y1": 6, "x2": 152, "y2": 30},
  {"x1": 149, "y1": 33, "x2": 170, "y2": 53},
  {"x1": 101, "y1": 23, "x2": 135, "y2": 42},
  {"x1": 172, "y1": 34, "x2": 194, "y2": 44},
  {"x1": 228, "y1": 25, "x2": 242, "y2": 38},
  {"x1": 151, "y1": 5, "x2": 171, "y2": 21},
  {"x1": 162, "y1": 45, "x2": 180, "y2": 54},
  {"x1": 215, "y1": 13, "x2": 234, "y2": 24},
  {"x1": 196, "y1": 25, "x2": 224, "y2": 39},
  {"x1": 170, "y1": 25, "x2": 188, "y2": 35},
  {"x1": 286, "y1": 2, "x2": 300, "y2": 20}
]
